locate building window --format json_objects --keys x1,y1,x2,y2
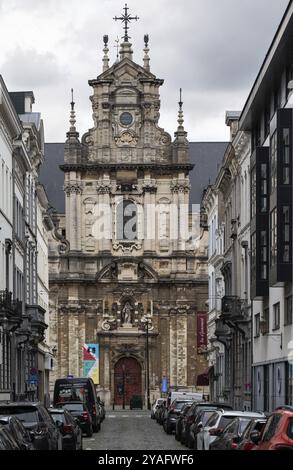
[
  {"x1": 117, "y1": 200, "x2": 138, "y2": 241},
  {"x1": 255, "y1": 313, "x2": 260, "y2": 337},
  {"x1": 273, "y1": 302, "x2": 280, "y2": 330},
  {"x1": 270, "y1": 131, "x2": 277, "y2": 193},
  {"x1": 285, "y1": 296, "x2": 293, "y2": 326},
  {"x1": 270, "y1": 208, "x2": 277, "y2": 267},
  {"x1": 282, "y1": 206, "x2": 291, "y2": 263},
  {"x1": 251, "y1": 167, "x2": 256, "y2": 218},
  {"x1": 260, "y1": 230, "x2": 268, "y2": 280},
  {"x1": 260, "y1": 163, "x2": 268, "y2": 213},
  {"x1": 262, "y1": 308, "x2": 270, "y2": 334},
  {"x1": 251, "y1": 232, "x2": 256, "y2": 281},
  {"x1": 282, "y1": 128, "x2": 291, "y2": 185}
]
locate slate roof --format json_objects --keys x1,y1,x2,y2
[{"x1": 40, "y1": 142, "x2": 228, "y2": 213}]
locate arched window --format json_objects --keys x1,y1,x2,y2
[{"x1": 116, "y1": 200, "x2": 138, "y2": 240}]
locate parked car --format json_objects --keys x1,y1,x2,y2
[
  {"x1": 0, "y1": 425, "x2": 20, "y2": 450},
  {"x1": 181, "y1": 402, "x2": 233, "y2": 447},
  {"x1": 163, "y1": 399, "x2": 194, "y2": 434},
  {"x1": 197, "y1": 409, "x2": 265, "y2": 450},
  {"x1": 166, "y1": 391, "x2": 203, "y2": 408},
  {"x1": 237, "y1": 418, "x2": 267, "y2": 450},
  {"x1": 130, "y1": 395, "x2": 143, "y2": 410},
  {"x1": 53, "y1": 377, "x2": 101, "y2": 431},
  {"x1": 175, "y1": 403, "x2": 192, "y2": 442},
  {"x1": 251, "y1": 406, "x2": 293, "y2": 450},
  {"x1": 0, "y1": 416, "x2": 35, "y2": 450},
  {"x1": 151, "y1": 399, "x2": 166, "y2": 419},
  {"x1": 155, "y1": 401, "x2": 167, "y2": 424},
  {"x1": 189, "y1": 409, "x2": 219, "y2": 449},
  {"x1": 0, "y1": 402, "x2": 61, "y2": 450},
  {"x1": 210, "y1": 414, "x2": 266, "y2": 450},
  {"x1": 56, "y1": 401, "x2": 93, "y2": 437},
  {"x1": 48, "y1": 408, "x2": 82, "y2": 450}
]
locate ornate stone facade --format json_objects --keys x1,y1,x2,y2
[{"x1": 48, "y1": 26, "x2": 208, "y2": 405}]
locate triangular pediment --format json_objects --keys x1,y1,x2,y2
[{"x1": 97, "y1": 57, "x2": 157, "y2": 82}]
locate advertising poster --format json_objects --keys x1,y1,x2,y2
[{"x1": 83, "y1": 343, "x2": 99, "y2": 385}]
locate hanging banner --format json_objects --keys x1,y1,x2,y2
[
  {"x1": 83, "y1": 344, "x2": 99, "y2": 385},
  {"x1": 197, "y1": 312, "x2": 207, "y2": 353}
]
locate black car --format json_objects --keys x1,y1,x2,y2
[
  {"x1": 175, "y1": 403, "x2": 192, "y2": 441},
  {"x1": 163, "y1": 399, "x2": 194, "y2": 434},
  {"x1": 0, "y1": 425, "x2": 20, "y2": 450},
  {"x1": 0, "y1": 403, "x2": 62, "y2": 450},
  {"x1": 155, "y1": 401, "x2": 166, "y2": 424},
  {"x1": 0, "y1": 416, "x2": 35, "y2": 450},
  {"x1": 53, "y1": 377, "x2": 101, "y2": 432},
  {"x1": 210, "y1": 416, "x2": 260, "y2": 450},
  {"x1": 48, "y1": 408, "x2": 83, "y2": 450},
  {"x1": 56, "y1": 401, "x2": 93, "y2": 437}
]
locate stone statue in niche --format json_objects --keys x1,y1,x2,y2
[{"x1": 121, "y1": 302, "x2": 133, "y2": 325}]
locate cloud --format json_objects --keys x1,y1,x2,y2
[
  {"x1": 1, "y1": 48, "x2": 67, "y2": 89},
  {"x1": 0, "y1": 0, "x2": 289, "y2": 142}
]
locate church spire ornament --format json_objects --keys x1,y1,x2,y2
[
  {"x1": 174, "y1": 88, "x2": 188, "y2": 142},
  {"x1": 143, "y1": 34, "x2": 150, "y2": 71},
  {"x1": 102, "y1": 35, "x2": 109, "y2": 71},
  {"x1": 114, "y1": 4, "x2": 138, "y2": 61},
  {"x1": 67, "y1": 88, "x2": 79, "y2": 140},
  {"x1": 113, "y1": 3, "x2": 139, "y2": 42}
]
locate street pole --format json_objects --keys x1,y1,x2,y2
[{"x1": 146, "y1": 320, "x2": 151, "y2": 410}]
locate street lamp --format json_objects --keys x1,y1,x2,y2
[
  {"x1": 122, "y1": 364, "x2": 126, "y2": 410},
  {"x1": 142, "y1": 315, "x2": 152, "y2": 411}
]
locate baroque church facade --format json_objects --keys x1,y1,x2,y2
[{"x1": 48, "y1": 13, "x2": 208, "y2": 405}]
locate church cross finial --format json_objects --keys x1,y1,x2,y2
[{"x1": 113, "y1": 3, "x2": 139, "y2": 42}]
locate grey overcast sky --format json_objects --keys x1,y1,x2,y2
[{"x1": 0, "y1": 0, "x2": 289, "y2": 142}]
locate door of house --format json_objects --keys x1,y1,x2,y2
[{"x1": 114, "y1": 357, "x2": 142, "y2": 406}]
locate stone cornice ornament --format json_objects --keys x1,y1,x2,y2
[
  {"x1": 96, "y1": 182, "x2": 111, "y2": 195},
  {"x1": 64, "y1": 183, "x2": 83, "y2": 196},
  {"x1": 142, "y1": 179, "x2": 157, "y2": 193},
  {"x1": 171, "y1": 180, "x2": 191, "y2": 194}
]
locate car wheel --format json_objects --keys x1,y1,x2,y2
[{"x1": 87, "y1": 425, "x2": 93, "y2": 437}]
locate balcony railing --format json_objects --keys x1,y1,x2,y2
[
  {"x1": 0, "y1": 289, "x2": 22, "y2": 319},
  {"x1": 221, "y1": 295, "x2": 248, "y2": 322}
]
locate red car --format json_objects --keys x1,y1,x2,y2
[{"x1": 251, "y1": 406, "x2": 293, "y2": 450}]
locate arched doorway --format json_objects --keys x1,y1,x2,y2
[{"x1": 114, "y1": 357, "x2": 142, "y2": 406}]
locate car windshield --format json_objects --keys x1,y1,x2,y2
[
  {"x1": 0, "y1": 408, "x2": 38, "y2": 423},
  {"x1": 218, "y1": 416, "x2": 234, "y2": 429},
  {"x1": 175, "y1": 401, "x2": 192, "y2": 410},
  {"x1": 50, "y1": 413, "x2": 65, "y2": 423},
  {"x1": 61, "y1": 403, "x2": 84, "y2": 412},
  {"x1": 202, "y1": 411, "x2": 217, "y2": 426},
  {"x1": 239, "y1": 418, "x2": 252, "y2": 434}
]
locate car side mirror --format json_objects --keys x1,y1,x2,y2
[
  {"x1": 29, "y1": 431, "x2": 35, "y2": 442},
  {"x1": 250, "y1": 430, "x2": 261, "y2": 445},
  {"x1": 198, "y1": 421, "x2": 203, "y2": 429}
]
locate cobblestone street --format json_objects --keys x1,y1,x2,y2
[{"x1": 84, "y1": 410, "x2": 183, "y2": 450}]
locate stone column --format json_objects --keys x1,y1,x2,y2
[
  {"x1": 144, "y1": 189, "x2": 152, "y2": 253},
  {"x1": 171, "y1": 188, "x2": 179, "y2": 253},
  {"x1": 76, "y1": 184, "x2": 82, "y2": 251},
  {"x1": 150, "y1": 190, "x2": 157, "y2": 252}
]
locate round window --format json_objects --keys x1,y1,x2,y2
[{"x1": 120, "y1": 112, "x2": 133, "y2": 126}]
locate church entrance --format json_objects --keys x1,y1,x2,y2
[{"x1": 114, "y1": 357, "x2": 142, "y2": 407}]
